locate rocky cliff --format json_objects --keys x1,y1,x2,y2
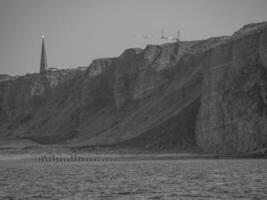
[
  {"x1": 0, "y1": 22, "x2": 267, "y2": 154},
  {"x1": 0, "y1": 74, "x2": 11, "y2": 82},
  {"x1": 196, "y1": 22, "x2": 267, "y2": 154}
]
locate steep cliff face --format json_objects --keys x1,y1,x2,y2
[
  {"x1": 0, "y1": 69, "x2": 85, "y2": 142},
  {"x1": 75, "y1": 42, "x2": 205, "y2": 147},
  {"x1": 0, "y1": 22, "x2": 267, "y2": 154},
  {"x1": 0, "y1": 75, "x2": 12, "y2": 82},
  {"x1": 87, "y1": 58, "x2": 115, "y2": 77},
  {"x1": 196, "y1": 22, "x2": 267, "y2": 154},
  {"x1": 113, "y1": 44, "x2": 186, "y2": 107}
]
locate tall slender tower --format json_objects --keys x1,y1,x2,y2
[{"x1": 40, "y1": 35, "x2": 48, "y2": 74}]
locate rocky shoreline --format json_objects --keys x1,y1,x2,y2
[{"x1": 0, "y1": 150, "x2": 266, "y2": 162}]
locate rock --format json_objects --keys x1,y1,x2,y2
[
  {"x1": 196, "y1": 22, "x2": 267, "y2": 154},
  {"x1": 0, "y1": 74, "x2": 12, "y2": 82},
  {"x1": 87, "y1": 58, "x2": 115, "y2": 77}
]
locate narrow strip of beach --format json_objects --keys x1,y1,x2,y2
[{"x1": 0, "y1": 152, "x2": 266, "y2": 162}]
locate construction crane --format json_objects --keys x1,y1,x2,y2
[
  {"x1": 161, "y1": 29, "x2": 180, "y2": 42},
  {"x1": 135, "y1": 29, "x2": 180, "y2": 42}
]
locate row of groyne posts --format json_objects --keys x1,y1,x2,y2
[{"x1": 25, "y1": 153, "x2": 111, "y2": 162}]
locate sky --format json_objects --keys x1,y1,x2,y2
[{"x1": 0, "y1": 0, "x2": 267, "y2": 75}]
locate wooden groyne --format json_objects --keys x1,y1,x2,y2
[
  {"x1": 25, "y1": 153, "x2": 216, "y2": 162},
  {"x1": 26, "y1": 153, "x2": 103, "y2": 162}
]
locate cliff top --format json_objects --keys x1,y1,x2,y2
[{"x1": 233, "y1": 21, "x2": 267, "y2": 37}]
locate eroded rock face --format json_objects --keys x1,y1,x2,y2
[
  {"x1": 113, "y1": 44, "x2": 190, "y2": 107},
  {"x1": 87, "y1": 58, "x2": 115, "y2": 77},
  {"x1": 0, "y1": 69, "x2": 85, "y2": 141},
  {"x1": 0, "y1": 74, "x2": 12, "y2": 82},
  {"x1": 196, "y1": 23, "x2": 267, "y2": 154},
  {"x1": 0, "y1": 22, "x2": 267, "y2": 154}
]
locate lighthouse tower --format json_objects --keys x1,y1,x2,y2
[{"x1": 40, "y1": 35, "x2": 48, "y2": 74}]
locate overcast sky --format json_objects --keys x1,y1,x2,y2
[{"x1": 1, "y1": 0, "x2": 267, "y2": 75}]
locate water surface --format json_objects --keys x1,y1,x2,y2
[{"x1": 0, "y1": 159, "x2": 266, "y2": 199}]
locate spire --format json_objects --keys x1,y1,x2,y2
[{"x1": 40, "y1": 35, "x2": 48, "y2": 74}]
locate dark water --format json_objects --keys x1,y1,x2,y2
[{"x1": 0, "y1": 159, "x2": 267, "y2": 200}]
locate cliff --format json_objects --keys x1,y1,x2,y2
[
  {"x1": 196, "y1": 22, "x2": 267, "y2": 154},
  {"x1": 0, "y1": 22, "x2": 267, "y2": 154}
]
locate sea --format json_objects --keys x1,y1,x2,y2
[{"x1": 0, "y1": 159, "x2": 266, "y2": 200}]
